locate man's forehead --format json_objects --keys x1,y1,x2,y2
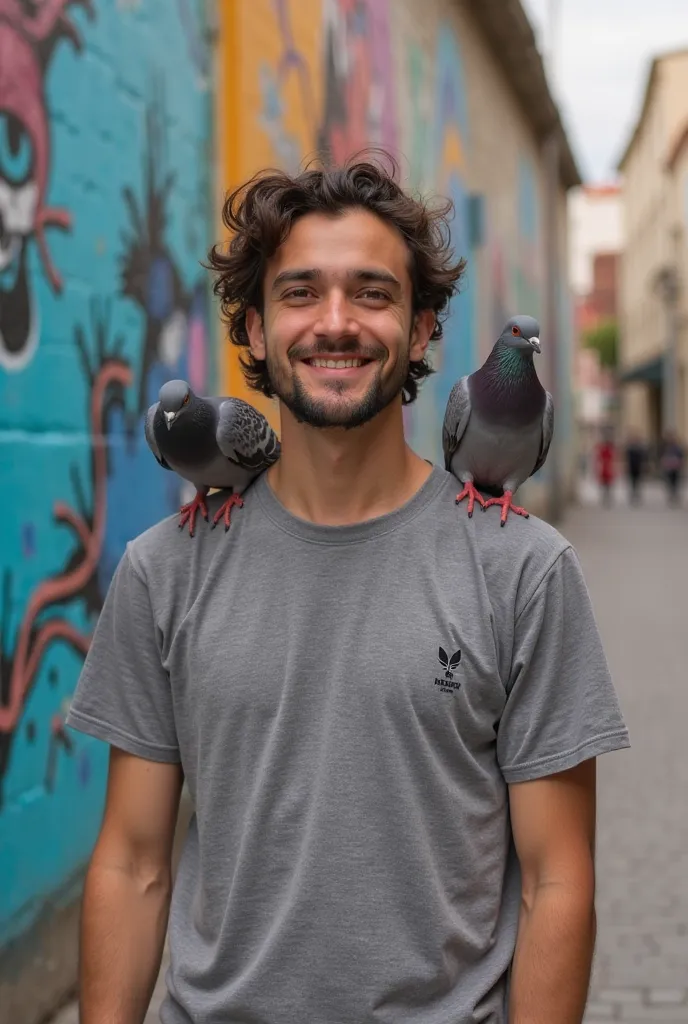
[{"x1": 267, "y1": 209, "x2": 410, "y2": 278}]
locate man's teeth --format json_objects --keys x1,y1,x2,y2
[{"x1": 310, "y1": 358, "x2": 366, "y2": 368}]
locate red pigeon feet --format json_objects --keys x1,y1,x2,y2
[
  {"x1": 483, "y1": 490, "x2": 530, "y2": 527},
  {"x1": 212, "y1": 493, "x2": 245, "y2": 532},
  {"x1": 179, "y1": 490, "x2": 209, "y2": 537},
  {"x1": 455, "y1": 481, "x2": 486, "y2": 518}
]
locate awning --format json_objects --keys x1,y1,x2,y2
[{"x1": 619, "y1": 355, "x2": 664, "y2": 384}]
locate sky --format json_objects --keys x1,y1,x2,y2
[{"x1": 521, "y1": 0, "x2": 688, "y2": 183}]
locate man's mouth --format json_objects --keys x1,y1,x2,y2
[{"x1": 305, "y1": 357, "x2": 370, "y2": 369}]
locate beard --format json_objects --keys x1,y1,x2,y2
[{"x1": 265, "y1": 336, "x2": 411, "y2": 430}]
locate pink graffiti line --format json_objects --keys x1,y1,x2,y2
[{"x1": 0, "y1": 360, "x2": 132, "y2": 733}]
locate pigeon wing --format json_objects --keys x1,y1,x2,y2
[
  {"x1": 531, "y1": 391, "x2": 554, "y2": 478},
  {"x1": 442, "y1": 376, "x2": 472, "y2": 469},
  {"x1": 145, "y1": 403, "x2": 172, "y2": 470},
  {"x1": 216, "y1": 398, "x2": 281, "y2": 470}
]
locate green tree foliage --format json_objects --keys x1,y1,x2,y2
[{"x1": 583, "y1": 319, "x2": 618, "y2": 368}]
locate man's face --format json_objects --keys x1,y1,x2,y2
[{"x1": 247, "y1": 209, "x2": 433, "y2": 429}]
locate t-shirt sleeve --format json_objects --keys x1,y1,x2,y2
[
  {"x1": 497, "y1": 545, "x2": 630, "y2": 783},
  {"x1": 66, "y1": 544, "x2": 180, "y2": 763}
]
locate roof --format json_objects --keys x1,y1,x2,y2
[
  {"x1": 617, "y1": 48, "x2": 688, "y2": 171},
  {"x1": 469, "y1": 0, "x2": 581, "y2": 189}
]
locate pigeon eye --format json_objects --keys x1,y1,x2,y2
[
  {"x1": 511, "y1": 326, "x2": 520, "y2": 336},
  {"x1": 183, "y1": 394, "x2": 190, "y2": 405}
]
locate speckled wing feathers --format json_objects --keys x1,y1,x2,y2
[{"x1": 215, "y1": 398, "x2": 281, "y2": 470}]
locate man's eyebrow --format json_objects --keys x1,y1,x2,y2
[
  {"x1": 348, "y1": 269, "x2": 401, "y2": 288},
  {"x1": 271, "y1": 269, "x2": 320, "y2": 291},
  {"x1": 270, "y1": 268, "x2": 402, "y2": 292}
]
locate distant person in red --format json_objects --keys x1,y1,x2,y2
[{"x1": 595, "y1": 430, "x2": 616, "y2": 507}]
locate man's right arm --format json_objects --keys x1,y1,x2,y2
[{"x1": 80, "y1": 747, "x2": 184, "y2": 1024}]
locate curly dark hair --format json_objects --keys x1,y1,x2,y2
[{"x1": 206, "y1": 153, "x2": 467, "y2": 405}]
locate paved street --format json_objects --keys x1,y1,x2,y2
[
  {"x1": 569, "y1": 480, "x2": 688, "y2": 1023},
  {"x1": 52, "y1": 479, "x2": 688, "y2": 1024}
]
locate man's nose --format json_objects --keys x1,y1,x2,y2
[{"x1": 314, "y1": 291, "x2": 360, "y2": 339}]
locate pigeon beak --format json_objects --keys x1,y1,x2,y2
[
  {"x1": 529, "y1": 337, "x2": 541, "y2": 354},
  {"x1": 164, "y1": 411, "x2": 176, "y2": 429}
]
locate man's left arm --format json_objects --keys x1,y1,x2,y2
[{"x1": 508, "y1": 758, "x2": 597, "y2": 1024}]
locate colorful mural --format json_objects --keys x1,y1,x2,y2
[
  {"x1": 0, "y1": 0, "x2": 94, "y2": 371},
  {"x1": 318, "y1": 0, "x2": 397, "y2": 164},
  {"x1": 405, "y1": 26, "x2": 475, "y2": 462},
  {"x1": 0, "y1": 0, "x2": 211, "y2": 949},
  {"x1": 514, "y1": 153, "x2": 542, "y2": 317}
]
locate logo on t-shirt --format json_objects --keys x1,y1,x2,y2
[{"x1": 435, "y1": 646, "x2": 462, "y2": 694}]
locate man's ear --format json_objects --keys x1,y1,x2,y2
[
  {"x1": 409, "y1": 309, "x2": 436, "y2": 363},
  {"x1": 246, "y1": 307, "x2": 266, "y2": 361}
]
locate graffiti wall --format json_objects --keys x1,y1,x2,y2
[
  {"x1": 0, "y1": 0, "x2": 212, "y2": 948},
  {"x1": 218, "y1": 0, "x2": 563, "y2": 467}
]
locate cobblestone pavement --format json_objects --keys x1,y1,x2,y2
[
  {"x1": 567, "y1": 480, "x2": 688, "y2": 1023},
  {"x1": 52, "y1": 480, "x2": 688, "y2": 1024}
]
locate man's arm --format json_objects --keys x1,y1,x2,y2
[
  {"x1": 508, "y1": 758, "x2": 597, "y2": 1024},
  {"x1": 80, "y1": 747, "x2": 184, "y2": 1024}
]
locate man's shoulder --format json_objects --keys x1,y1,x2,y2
[
  {"x1": 124, "y1": 489, "x2": 252, "y2": 584},
  {"x1": 430, "y1": 470, "x2": 572, "y2": 604}
]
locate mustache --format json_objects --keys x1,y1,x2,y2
[{"x1": 288, "y1": 339, "x2": 387, "y2": 363}]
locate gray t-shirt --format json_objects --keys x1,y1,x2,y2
[{"x1": 67, "y1": 465, "x2": 629, "y2": 1024}]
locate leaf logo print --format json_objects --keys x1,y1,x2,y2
[{"x1": 438, "y1": 646, "x2": 462, "y2": 680}]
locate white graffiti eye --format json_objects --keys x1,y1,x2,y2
[{"x1": 0, "y1": 114, "x2": 34, "y2": 188}]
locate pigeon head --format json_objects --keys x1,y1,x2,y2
[
  {"x1": 499, "y1": 316, "x2": 541, "y2": 355},
  {"x1": 159, "y1": 379, "x2": 194, "y2": 429}
]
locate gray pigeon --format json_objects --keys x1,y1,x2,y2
[
  {"x1": 145, "y1": 380, "x2": 280, "y2": 536},
  {"x1": 442, "y1": 315, "x2": 554, "y2": 526}
]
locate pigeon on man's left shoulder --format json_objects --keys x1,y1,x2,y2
[
  {"x1": 145, "y1": 380, "x2": 280, "y2": 536},
  {"x1": 442, "y1": 315, "x2": 554, "y2": 526}
]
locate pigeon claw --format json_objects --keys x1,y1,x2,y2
[
  {"x1": 212, "y1": 492, "x2": 245, "y2": 532},
  {"x1": 483, "y1": 490, "x2": 530, "y2": 527},
  {"x1": 455, "y1": 481, "x2": 486, "y2": 518},
  {"x1": 178, "y1": 491, "x2": 209, "y2": 537}
]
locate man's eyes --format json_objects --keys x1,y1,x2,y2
[
  {"x1": 283, "y1": 288, "x2": 312, "y2": 299},
  {"x1": 281, "y1": 288, "x2": 390, "y2": 301}
]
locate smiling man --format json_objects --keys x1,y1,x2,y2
[{"x1": 67, "y1": 159, "x2": 630, "y2": 1024}]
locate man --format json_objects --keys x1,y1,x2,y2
[
  {"x1": 67, "y1": 159, "x2": 630, "y2": 1024},
  {"x1": 659, "y1": 430, "x2": 685, "y2": 506},
  {"x1": 624, "y1": 431, "x2": 646, "y2": 505}
]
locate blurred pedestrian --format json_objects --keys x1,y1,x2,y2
[
  {"x1": 624, "y1": 431, "x2": 646, "y2": 505},
  {"x1": 595, "y1": 430, "x2": 616, "y2": 507},
  {"x1": 659, "y1": 431, "x2": 685, "y2": 505}
]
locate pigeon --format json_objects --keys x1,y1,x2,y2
[
  {"x1": 145, "y1": 380, "x2": 281, "y2": 536},
  {"x1": 442, "y1": 315, "x2": 554, "y2": 526}
]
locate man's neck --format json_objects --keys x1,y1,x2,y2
[{"x1": 266, "y1": 402, "x2": 433, "y2": 526}]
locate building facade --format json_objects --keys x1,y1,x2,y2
[
  {"x1": 0, "y1": 2, "x2": 213, "y2": 1019},
  {"x1": 217, "y1": 0, "x2": 580, "y2": 514},
  {"x1": 568, "y1": 185, "x2": 622, "y2": 453},
  {"x1": 618, "y1": 49, "x2": 688, "y2": 446}
]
